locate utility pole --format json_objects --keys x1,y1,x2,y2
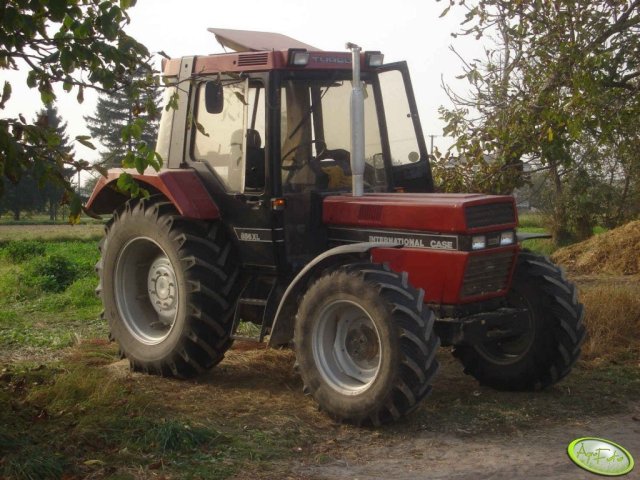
[{"x1": 428, "y1": 134, "x2": 437, "y2": 156}]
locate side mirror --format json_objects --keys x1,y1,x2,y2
[{"x1": 204, "y1": 82, "x2": 224, "y2": 114}]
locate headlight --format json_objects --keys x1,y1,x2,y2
[
  {"x1": 288, "y1": 48, "x2": 309, "y2": 66},
  {"x1": 500, "y1": 231, "x2": 515, "y2": 246},
  {"x1": 365, "y1": 51, "x2": 384, "y2": 67},
  {"x1": 472, "y1": 235, "x2": 486, "y2": 250}
]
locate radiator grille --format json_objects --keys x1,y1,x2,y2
[
  {"x1": 237, "y1": 53, "x2": 269, "y2": 66},
  {"x1": 462, "y1": 251, "x2": 514, "y2": 298},
  {"x1": 465, "y1": 203, "x2": 515, "y2": 228}
]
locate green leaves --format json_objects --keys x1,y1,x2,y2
[
  {"x1": 75, "y1": 135, "x2": 96, "y2": 150},
  {"x1": 0, "y1": 82, "x2": 11, "y2": 109}
]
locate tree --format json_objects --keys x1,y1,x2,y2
[
  {"x1": 438, "y1": 0, "x2": 640, "y2": 243},
  {"x1": 0, "y1": 0, "x2": 159, "y2": 221},
  {"x1": 85, "y1": 74, "x2": 161, "y2": 168},
  {"x1": 36, "y1": 105, "x2": 75, "y2": 220},
  {"x1": 0, "y1": 174, "x2": 37, "y2": 221}
]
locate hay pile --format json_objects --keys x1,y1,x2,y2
[{"x1": 551, "y1": 220, "x2": 640, "y2": 275}]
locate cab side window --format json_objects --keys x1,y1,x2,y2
[{"x1": 193, "y1": 81, "x2": 247, "y2": 192}]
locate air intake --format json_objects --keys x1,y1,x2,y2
[
  {"x1": 465, "y1": 203, "x2": 515, "y2": 229},
  {"x1": 237, "y1": 52, "x2": 269, "y2": 66}
]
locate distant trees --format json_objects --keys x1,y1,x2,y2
[
  {"x1": 85, "y1": 75, "x2": 161, "y2": 169},
  {"x1": 438, "y1": 0, "x2": 640, "y2": 243},
  {"x1": 0, "y1": 106, "x2": 75, "y2": 221}
]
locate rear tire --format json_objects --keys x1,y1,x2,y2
[
  {"x1": 96, "y1": 197, "x2": 240, "y2": 378},
  {"x1": 453, "y1": 251, "x2": 585, "y2": 390},
  {"x1": 294, "y1": 263, "x2": 439, "y2": 425}
]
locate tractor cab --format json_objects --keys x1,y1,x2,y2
[{"x1": 149, "y1": 30, "x2": 434, "y2": 271}]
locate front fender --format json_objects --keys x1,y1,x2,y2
[
  {"x1": 86, "y1": 169, "x2": 220, "y2": 220},
  {"x1": 268, "y1": 242, "x2": 400, "y2": 346}
]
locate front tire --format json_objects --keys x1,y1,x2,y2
[
  {"x1": 294, "y1": 263, "x2": 440, "y2": 425},
  {"x1": 96, "y1": 197, "x2": 240, "y2": 378},
  {"x1": 453, "y1": 251, "x2": 586, "y2": 390}
]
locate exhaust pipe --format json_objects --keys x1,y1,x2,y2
[{"x1": 347, "y1": 42, "x2": 365, "y2": 197}]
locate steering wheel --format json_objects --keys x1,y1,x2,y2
[{"x1": 281, "y1": 140, "x2": 327, "y2": 171}]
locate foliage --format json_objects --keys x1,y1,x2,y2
[
  {"x1": 85, "y1": 73, "x2": 161, "y2": 169},
  {"x1": 22, "y1": 253, "x2": 80, "y2": 293},
  {"x1": 0, "y1": 0, "x2": 158, "y2": 220},
  {"x1": 1, "y1": 240, "x2": 46, "y2": 262},
  {"x1": 438, "y1": 0, "x2": 640, "y2": 243}
]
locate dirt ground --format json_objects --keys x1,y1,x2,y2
[
  {"x1": 290, "y1": 411, "x2": 640, "y2": 480},
  {"x1": 104, "y1": 345, "x2": 639, "y2": 480}
]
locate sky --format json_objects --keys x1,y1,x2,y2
[{"x1": 3, "y1": 0, "x2": 485, "y2": 185}]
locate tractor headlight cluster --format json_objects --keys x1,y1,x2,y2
[
  {"x1": 365, "y1": 51, "x2": 384, "y2": 67},
  {"x1": 471, "y1": 231, "x2": 514, "y2": 250},
  {"x1": 288, "y1": 48, "x2": 310, "y2": 66},
  {"x1": 500, "y1": 231, "x2": 515, "y2": 246},
  {"x1": 472, "y1": 235, "x2": 486, "y2": 250}
]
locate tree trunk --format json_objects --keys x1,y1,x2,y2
[{"x1": 549, "y1": 160, "x2": 572, "y2": 245}]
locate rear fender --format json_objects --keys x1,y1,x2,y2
[
  {"x1": 268, "y1": 242, "x2": 399, "y2": 346},
  {"x1": 86, "y1": 169, "x2": 220, "y2": 220}
]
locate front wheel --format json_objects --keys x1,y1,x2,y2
[
  {"x1": 294, "y1": 263, "x2": 440, "y2": 425},
  {"x1": 453, "y1": 251, "x2": 586, "y2": 390}
]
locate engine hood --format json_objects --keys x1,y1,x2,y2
[{"x1": 322, "y1": 193, "x2": 517, "y2": 234}]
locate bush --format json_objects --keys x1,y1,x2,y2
[
  {"x1": 23, "y1": 254, "x2": 80, "y2": 293},
  {"x1": 0, "y1": 240, "x2": 46, "y2": 263}
]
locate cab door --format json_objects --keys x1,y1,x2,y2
[
  {"x1": 188, "y1": 75, "x2": 282, "y2": 268},
  {"x1": 375, "y1": 62, "x2": 434, "y2": 193}
]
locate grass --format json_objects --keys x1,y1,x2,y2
[
  {"x1": 0, "y1": 344, "x2": 314, "y2": 479},
  {"x1": 0, "y1": 224, "x2": 105, "y2": 242},
  {"x1": 0, "y1": 213, "x2": 105, "y2": 226},
  {"x1": 517, "y1": 212, "x2": 557, "y2": 255},
  {"x1": 0, "y1": 239, "x2": 105, "y2": 353},
  {"x1": 517, "y1": 212, "x2": 611, "y2": 256}
]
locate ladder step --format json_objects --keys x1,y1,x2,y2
[{"x1": 239, "y1": 298, "x2": 268, "y2": 306}]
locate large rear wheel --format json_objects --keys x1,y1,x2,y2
[
  {"x1": 453, "y1": 251, "x2": 586, "y2": 390},
  {"x1": 294, "y1": 263, "x2": 440, "y2": 425},
  {"x1": 96, "y1": 197, "x2": 240, "y2": 378}
]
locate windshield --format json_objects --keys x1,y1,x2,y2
[{"x1": 281, "y1": 74, "x2": 387, "y2": 192}]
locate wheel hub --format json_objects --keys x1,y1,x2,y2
[
  {"x1": 312, "y1": 300, "x2": 382, "y2": 395},
  {"x1": 345, "y1": 324, "x2": 379, "y2": 364},
  {"x1": 148, "y1": 257, "x2": 178, "y2": 321}
]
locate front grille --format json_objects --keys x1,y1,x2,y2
[
  {"x1": 462, "y1": 251, "x2": 514, "y2": 298},
  {"x1": 237, "y1": 53, "x2": 269, "y2": 66},
  {"x1": 465, "y1": 203, "x2": 515, "y2": 228}
]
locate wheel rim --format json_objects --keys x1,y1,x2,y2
[
  {"x1": 114, "y1": 237, "x2": 179, "y2": 345},
  {"x1": 474, "y1": 290, "x2": 536, "y2": 365},
  {"x1": 312, "y1": 300, "x2": 382, "y2": 395}
]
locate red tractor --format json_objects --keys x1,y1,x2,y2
[{"x1": 87, "y1": 29, "x2": 585, "y2": 425}]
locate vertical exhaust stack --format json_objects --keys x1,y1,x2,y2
[{"x1": 347, "y1": 42, "x2": 365, "y2": 197}]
